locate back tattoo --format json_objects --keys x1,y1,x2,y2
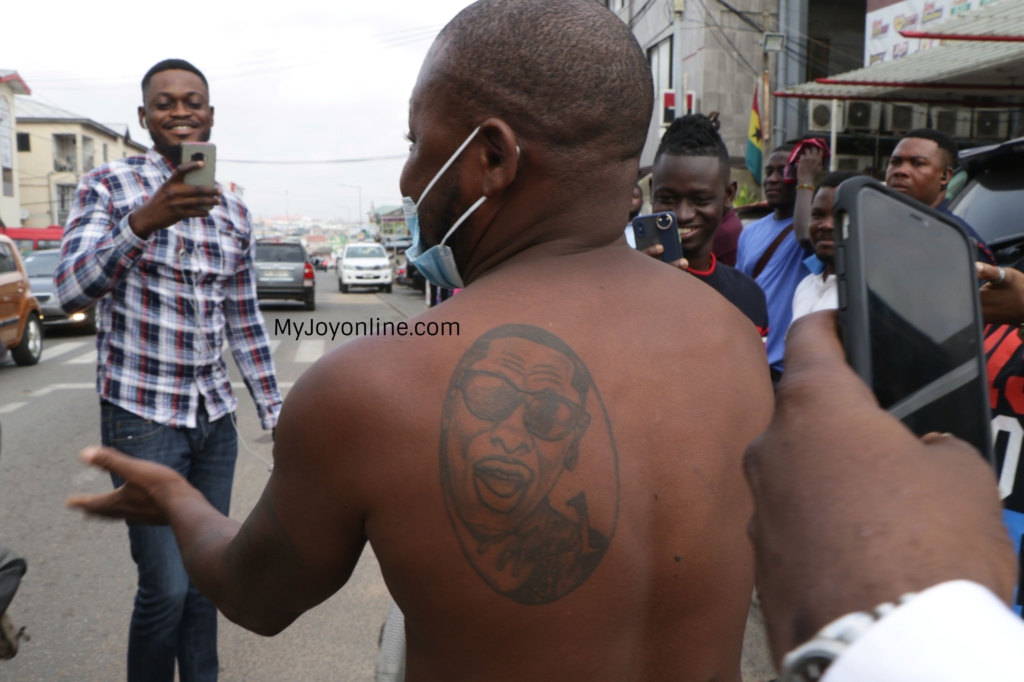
[{"x1": 440, "y1": 324, "x2": 619, "y2": 604}]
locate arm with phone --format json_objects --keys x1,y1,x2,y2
[
  {"x1": 54, "y1": 160, "x2": 221, "y2": 314},
  {"x1": 631, "y1": 212, "x2": 688, "y2": 270}
]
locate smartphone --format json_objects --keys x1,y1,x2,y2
[
  {"x1": 834, "y1": 177, "x2": 992, "y2": 463},
  {"x1": 631, "y1": 212, "x2": 684, "y2": 264},
  {"x1": 180, "y1": 142, "x2": 216, "y2": 187}
]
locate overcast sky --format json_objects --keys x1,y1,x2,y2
[{"x1": 5, "y1": 0, "x2": 479, "y2": 222}]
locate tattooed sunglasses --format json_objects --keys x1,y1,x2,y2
[{"x1": 459, "y1": 371, "x2": 586, "y2": 441}]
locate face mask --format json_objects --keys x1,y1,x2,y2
[{"x1": 402, "y1": 127, "x2": 487, "y2": 290}]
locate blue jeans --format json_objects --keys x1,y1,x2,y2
[{"x1": 101, "y1": 400, "x2": 237, "y2": 682}]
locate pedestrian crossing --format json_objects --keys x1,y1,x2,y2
[{"x1": 53, "y1": 337, "x2": 333, "y2": 366}]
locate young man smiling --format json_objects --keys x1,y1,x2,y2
[
  {"x1": 55, "y1": 59, "x2": 281, "y2": 682},
  {"x1": 644, "y1": 115, "x2": 768, "y2": 338},
  {"x1": 790, "y1": 171, "x2": 859, "y2": 322}
]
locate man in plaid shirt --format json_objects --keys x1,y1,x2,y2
[{"x1": 55, "y1": 59, "x2": 281, "y2": 682}]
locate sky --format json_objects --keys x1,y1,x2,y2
[{"x1": 4, "y1": 0, "x2": 479, "y2": 222}]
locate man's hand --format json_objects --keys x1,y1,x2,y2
[
  {"x1": 128, "y1": 162, "x2": 222, "y2": 239},
  {"x1": 66, "y1": 446, "x2": 202, "y2": 525},
  {"x1": 978, "y1": 263, "x2": 1024, "y2": 326},
  {"x1": 641, "y1": 244, "x2": 688, "y2": 271},
  {"x1": 796, "y1": 147, "x2": 825, "y2": 186},
  {"x1": 744, "y1": 312, "x2": 1016, "y2": 665}
]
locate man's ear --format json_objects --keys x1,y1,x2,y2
[
  {"x1": 724, "y1": 180, "x2": 738, "y2": 210},
  {"x1": 138, "y1": 106, "x2": 147, "y2": 130},
  {"x1": 209, "y1": 106, "x2": 215, "y2": 130},
  {"x1": 476, "y1": 118, "x2": 520, "y2": 199},
  {"x1": 939, "y1": 165, "x2": 953, "y2": 191}
]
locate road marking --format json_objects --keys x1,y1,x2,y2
[
  {"x1": 67, "y1": 349, "x2": 98, "y2": 364},
  {"x1": 294, "y1": 340, "x2": 324, "y2": 363},
  {"x1": 231, "y1": 381, "x2": 294, "y2": 390},
  {"x1": 42, "y1": 341, "x2": 89, "y2": 362},
  {"x1": 0, "y1": 402, "x2": 26, "y2": 414},
  {"x1": 270, "y1": 339, "x2": 282, "y2": 355},
  {"x1": 321, "y1": 293, "x2": 384, "y2": 305},
  {"x1": 28, "y1": 383, "x2": 94, "y2": 397},
  {"x1": 72, "y1": 469, "x2": 100, "y2": 486}
]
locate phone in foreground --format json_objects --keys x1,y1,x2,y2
[
  {"x1": 631, "y1": 212, "x2": 684, "y2": 264},
  {"x1": 833, "y1": 177, "x2": 993, "y2": 464},
  {"x1": 180, "y1": 142, "x2": 216, "y2": 187}
]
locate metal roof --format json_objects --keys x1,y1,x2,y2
[
  {"x1": 0, "y1": 70, "x2": 31, "y2": 96},
  {"x1": 780, "y1": 0, "x2": 1024, "y2": 103},
  {"x1": 15, "y1": 96, "x2": 145, "y2": 150}
]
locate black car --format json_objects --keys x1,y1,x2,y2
[
  {"x1": 951, "y1": 137, "x2": 1024, "y2": 266},
  {"x1": 254, "y1": 240, "x2": 316, "y2": 311},
  {"x1": 22, "y1": 249, "x2": 97, "y2": 333}
]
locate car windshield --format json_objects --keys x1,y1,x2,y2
[
  {"x1": 256, "y1": 244, "x2": 305, "y2": 263},
  {"x1": 346, "y1": 246, "x2": 386, "y2": 258},
  {"x1": 952, "y1": 164, "x2": 1024, "y2": 247},
  {"x1": 23, "y1": 251, "x2": 60, "y2": 278}
]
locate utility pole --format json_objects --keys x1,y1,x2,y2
[
  {"x1": 338, "y1": 184, "x2": 363, "y2": 231},
  {"x1": 763, "y1": 0, "x2": 772, "y2": 149},
  {"x1": 674, "y1": 0, "x2": 685, "y2": 119}
]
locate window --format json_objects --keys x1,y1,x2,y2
[
  {"x1": 12, "y1": 240, "x2": 34, "y2": 256},
  {"x1": 82, "y1": 136, "x2": 95, "y2": 172},
  {"x1": 57, "y1": 184, "x2": 76, "y2": 226},
  {"x1": 2, "y1": 169, "x2": 11, "y2": 197},
  {"x1": 345, "y1": 245, "x2": 387, "y2": 258},
  {"x1": 23, "y1": 251, "x2": 60, "y2": 278},
  {"x1": 103, "y1": 143, "x2": 108, "y2": 163},
  {"x1": 16, "y1": 133, "x2": 30, "y2": 152},
  {"x1": 648, "y1": 37, "x2": 673, "y2": 95},
  {"x1": 0, "y1": 244, "x2": 16, "y2": 274},
  {"x1": 53, "y1": 134, "x2": 77, "y2": 172},
  {"x1": 255, "y1": 243, "x2": 306, "y2": 263},
  {"x1": 605, "y1": 0, "x2": 626, "y2": 10}
]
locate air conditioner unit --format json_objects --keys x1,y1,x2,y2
[
  {"x1": 835, "y1": 154, "x2": 874, "y2": 173},
  {"x1": 884, "y1": 103, "x2": 928, "y2": 134},
  {"x1": 973, "y1": 108, "x2": 1011, "y2": 140},
  {"x1": 844, "y1": 101, "x2": 881, "y2": 132},
  {"x1": 808, "y1": 99, "x2": 843, "y2": 133},
  {"x1": 931, "y1": 106, "x2": 972, "y2": 138}
]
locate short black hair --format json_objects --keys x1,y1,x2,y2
[
  {"x1": 814, "y1": 170, "x2": 861, "y2": 199},
  {"x1": 902, "y1": 128, "x2": 959, "y2": 168},
  {"x1": 141, "y1": 59, "x2": 208, "y2": 96},
  {"x1": 771, "y1": 144, "x2": 795, "y2": 155},
  {"x1": 654, "y1": 114, "x2": 730, "y2": 173},
  {"x1": 431, "y1": 0, "x2": 652, "y2": 165}
]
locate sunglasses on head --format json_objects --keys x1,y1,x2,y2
[{"x1": 459, "y1": 370, "x2": 585, "y2": 441}]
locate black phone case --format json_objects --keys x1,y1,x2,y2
[
  {"x1": 833, "y1": 176, "x2": 992, "y2": 464},
  {"x1": 631, "y1": 213, "x2": 683, "y2": 263}
]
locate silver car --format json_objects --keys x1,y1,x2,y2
[
  {"x1": 255, "y1": 240, "x2": 316, "y2": 311},
  {"x1": 22, "y1": 249, "x2": 97, "y2": 333}
]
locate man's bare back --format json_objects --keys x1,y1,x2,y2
[{"x1": 68, "y1": 2, "x2": 773, "y2": 680}]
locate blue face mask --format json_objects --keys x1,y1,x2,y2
[{"x1": 403, "y1": 127, "x2": 487, "y2": 290}]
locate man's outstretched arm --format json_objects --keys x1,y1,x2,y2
[{"x1": 66, "y1": 365, "x2": 368, "y2": 636}]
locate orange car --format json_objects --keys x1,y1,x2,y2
[{"x1": 0, "y1": 232, "x2": 43, "y2": 366}]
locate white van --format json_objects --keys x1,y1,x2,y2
[{"x1": 338, "y1": 243, "x2": 392, "y2": 293}]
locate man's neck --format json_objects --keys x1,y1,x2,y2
[
  {"x1": 823, "y1": 263, "x2": 835, "y2": 278},
  {"x1": 773, "y1": 205, "x2": 795, "y2": 221},
  {"x1": 687, "y1": 244, "x2": 714, "y2": 272}
]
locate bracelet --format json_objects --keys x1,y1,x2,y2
[
  {"x1": 780, "y1": 592, "x2": 918, "y2": 682},
  {"x1": 796, "y1": 183, "x2": 816, "y2": 192}
]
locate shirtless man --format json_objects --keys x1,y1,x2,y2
[{"x1": 67, "y1": 1, "x2": 773, "y2": 680}]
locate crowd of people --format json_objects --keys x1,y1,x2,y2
[{"x1": 0, "y1": 0, "x2": 1018, "y2": 681}]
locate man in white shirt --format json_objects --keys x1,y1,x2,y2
[
  {"x1": 746, "y1": 311, "x2": 1024, "y2": 681},
  {"x1": 790, "y1": 171, "x2": 859, "y2": 322}
]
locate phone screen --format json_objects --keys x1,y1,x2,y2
[{"x1": 859, "y1": 190, "x2": 989, "y2": 449}]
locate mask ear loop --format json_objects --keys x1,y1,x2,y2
[
  {"x1": 439, "y1": 196, "x2": 487, "y2": 248},
  {"x1": 415, "y1": 127, "x2": 482, "y2": 209}
]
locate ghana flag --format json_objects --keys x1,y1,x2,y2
[{"x1": 746, "y1": 86, "x2": 764, "y2": 185}]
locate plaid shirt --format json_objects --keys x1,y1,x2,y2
[{"x1": 55, "y1": 148, "x2": 282, "y2": 430}]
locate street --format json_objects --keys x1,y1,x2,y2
[{"x1": 0, "y1": 271, "x2": 425, "y2": 681}]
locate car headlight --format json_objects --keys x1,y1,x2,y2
[{"x1": 71, "y1": 312, "x2": 87, "y2": 322}]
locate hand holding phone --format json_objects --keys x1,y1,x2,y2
[
  {"x1": 632, "y1": 212, "x2": 686, "y2": 268},
  {"x1": 127, "y1": 159, "x2": 221, "y2": 239},
  {"x1": 180, "y1": 142, "x2": 216, "y2": 187},
  {"x1": 834, "y1": 177, "x2": 992, "y2": 462}
]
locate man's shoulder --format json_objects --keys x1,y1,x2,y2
[
  {"x1": 717, "y1": 262, "x2": 764, "y2": 295},
  {"x1": 80, "y1": 155, "x2": 150, "y2": 186}
]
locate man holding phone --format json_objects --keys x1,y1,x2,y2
[{"x1": 54, "y1": 59, "x2": 282, "y2": 682}]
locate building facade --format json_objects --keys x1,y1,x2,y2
[
  {"x1": 15, "y1": 98, "x2": 146, "y2": 228},
  {"x1": 0, "y1": 71, "x2": 30, "y2": 227}
]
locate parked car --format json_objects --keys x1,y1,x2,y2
[
  {"x1": 338, "y1": 243, "x2": 393, "y2": 293},
  {"x1": 0, "y1": 233, "x2": 43, "y2": 365},
  {"x1": 21, "y1": 249, "x2": 96, "y2": 333},
  {"x1": 950, "y1": 137, "x2": 1024, "y2": 266},
  {"x1": 3, "y1": 225, "x2": 64, "y2": 257},
  {"x1": 254, "y1": 240, "x2": 316, "y2": 311}
]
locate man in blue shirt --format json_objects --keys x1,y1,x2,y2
[
  {"x1": 736, "y1": 147, "x2": 807, "y2": 385},
  {"x1": 886, "y1": 128, "x2": 996, "y2": 265}
]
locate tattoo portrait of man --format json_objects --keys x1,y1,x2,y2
[{"x1": 440, "y1": 324, "x2": 619, "y2": 605}]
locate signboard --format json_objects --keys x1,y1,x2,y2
[{"x1": 863, "y1": 0, "x2": 990, "y2": 66}]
